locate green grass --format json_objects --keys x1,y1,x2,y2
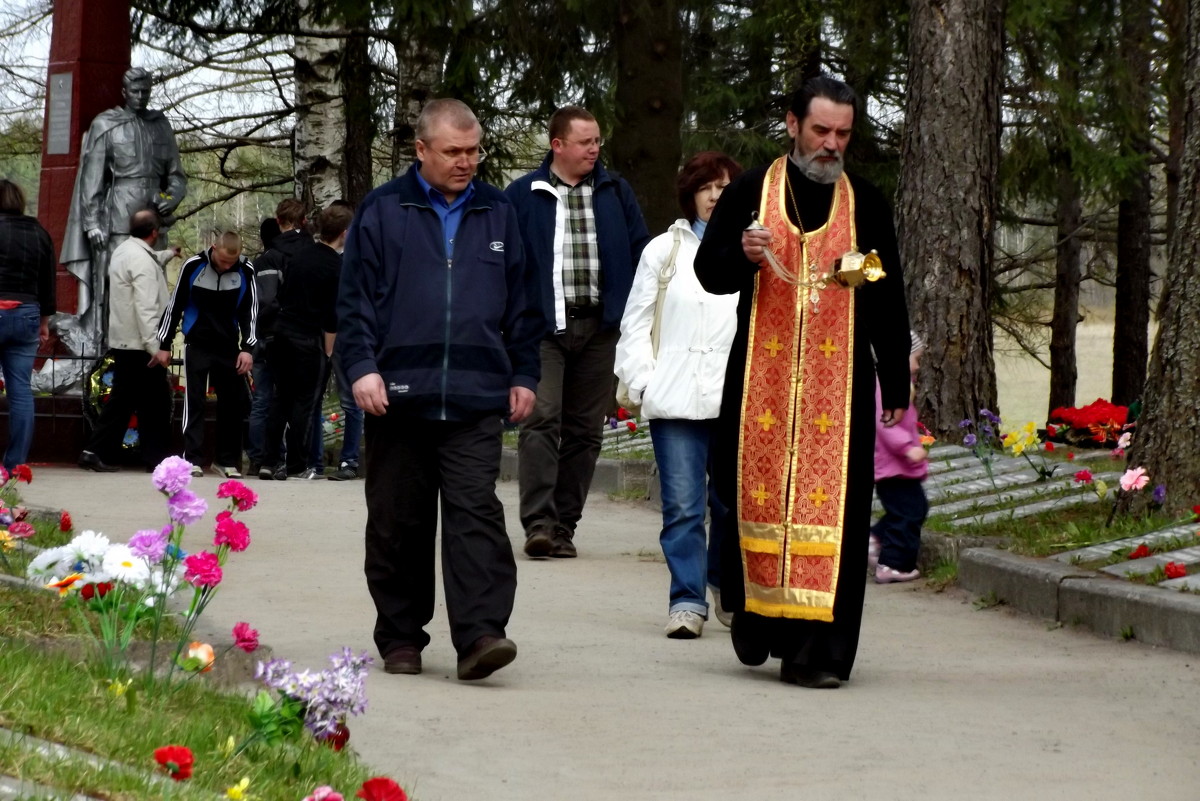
[
  {"x1": 923, "y1": 559, "x2": 958, "y2": 591},
  {"x1": 0, "y1": 641, "x2": 380, "y2": 800}
]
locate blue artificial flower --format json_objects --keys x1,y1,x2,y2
[
  {"x1": 981, "y1": 424, "x2": 993, "y2": 437},
  {"x1": 959, "y1": 418, "x2": 972, "y2": 428},
  {"x1": 963, "y1": 433, "x2": 977, "y2": 447},
  {"x1": 1152, "y1": 484, "x2": 1167, "y2": 505}
]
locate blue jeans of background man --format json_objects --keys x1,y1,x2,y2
[
  {"x1": 247, "y1": 343, "x2": 274, "y2": 467},
  {"x1": 0, "y1": 303, "x2": 40, "y2": 470},
  {"x1": 308, "y1": 355, "x2": 364, "y2": 471},
  {"x1": 650, "y1": 417, "x2": 726, "y2": 616}
]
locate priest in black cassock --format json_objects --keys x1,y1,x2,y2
[{"x1": 694, "y1": 75, "x2": 912, "y2": 688}]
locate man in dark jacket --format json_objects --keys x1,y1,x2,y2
[
  {"x1": 155, "y1": 232, "x2": 258, "y2": 478},
  {"x1": 505, "y1": 106, "x2": 650, "y2": 559},
  {"x1": 336, "y1": 98, "x2": 543, "y2": 682}
]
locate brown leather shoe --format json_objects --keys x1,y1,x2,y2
[
  {"x1": 457, "y1": 635, "x2": 517, "y2": 681},
  {"x1": 383, "y1": 645, "x2": 422, "y2": 675},
  {"x1": 523, "y1": 522, "x2": 556, "y2": 558},
  {"x1": 550, "y1": 525, "x2": 577, "y2": 558}
]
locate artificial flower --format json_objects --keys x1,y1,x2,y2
[
  {"x1": 1048, "y1": 399, "x2": 1128, "y2": 432},
  {"x1": 959, "y1": 418, "x2": 972, "y2": 428},
  {"x1": 919, "y1": 434, "x2": 936, "y2": 446},
  {"x1": 1095, "y1": 479, "x2": 1109, "y2": 500},
  {"x1": 1067, "y1": 452, "x2": 1075, "y2": 461},
  {"x1": 107, "y1": 678, "x2": 130, "y2": 697},
  {"x1": 216, "y1": 480, "x2": 259, "y2": 512},
  {"x1": 225, "y1": 777, "x2": 251, "y2": 800},
  {"x1": 356, "y1": 777, "x2": 407, "y2": 801},
  {"x1": 184, "y1": 551, "x2": 222, "y2": 588},
  {"x1": 153, "y1": 744, "x2": 194, "y2": 781},
  {"x1": 0, "y1": 465, "x2": 8, "y2": 483},
  {"x1": 320, "y1": 721, "x2": 350, "y2": 751},
  {"x1": 128, "y1": 528, "x2": 168, "y2": 562},
  {"x1": 1111, "y1": 447, "x2": 1125, "y2": 459},
  {"x1": 1046, "y1": 424, "x2": 1057, "y2": 436},
  {"x1": 12, "y1": 464, "x2": 32, "y2": 483},
  {"x1": 304, "y1": 787, "x2": 345, "y2": 801},
  {"x1": 26, "y1": 546, "x2": 68, "y2": 579},
  {"x1": 168, "y1": 489, "x2": 208, "y2": 526},
  {"x1": 46, "y1": 573, "x2": 84, "y2": 596},
  {"x1": 1116, "y1": 431, "x2": 1132, "y2": 450},
  {"x1": 65, "y1": 530, "x2": 110, "y2": 566},
  {"x1": 616, "y1": 406, "x2": 631, "y2": 421},
  {"x1": 1044, "y1": 442, "x2": 1055, "y2": 452},
  {"x1": 183, "y1": 641, "x2": 215, "y2": 673},
  {"x1": 232, "y1": 621, "x2": 259, "y2": 653},
  {"x1": 1073, "y1": 470, "x2": 1093, "y2": 484},
  {"x1": 0, "y1": 531, "x2": 13, "y2": 551},
  {"x1": 1152, "y1": 484, "x2": 1167, "y2": 505},
  {"x1": 152, "y1": 456, "x2": 194, "y2": 495},
  {"x1": 1127, "y1": 543, "x2": 1151, "y2": 560},
  {"x1": 1164, "y1": 562, "x2": 1187, "y2": 580},
  {"x1": 80, "y1": 582, "x2": 114, "y2": 601},
  {"x1": 1192, "y1": 505, "x2": 1200, "y2": 519},
  {"x1": 1119, "y1": 466, "x2": 1149, "y2": 493},
  {"x1": 220, "y1": 736, "x2": 236, "y2": 758},
  {"x1": 102, "y1": 543, "x2": 151, "y2": 586},
  {"x1": 213, "y1": 511, "x2": 251, "y2": 552},
  {"x1": 7, "y1": 521, "x2": 35, "y2": 539},
  {"x1": 625, "y1": 420, "x2": 637, "y2": 432},
  {"x1": 59, "y1": 510, "x2": 72, "y2": 532},
  {"x1": 963, "y1": 433, "x2": 977, "y2": 447}
]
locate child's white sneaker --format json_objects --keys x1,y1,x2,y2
[
  {"x1": 867, "y1": 534, "x2": 881, "y2": 570},
  {"x1": 875, "y1": 564, "x2": 920, "y2": 584}
]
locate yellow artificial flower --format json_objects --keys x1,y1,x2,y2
[
  {"x1": 107, "y1": 678, "x2": 130, "y2": 698},
  {"x1": 1095, "y1": 479, "x2": 1109, "y2": 500},
  {"x1": 45, "y1": 573, "x2": 84, "y2": 596},
  {"x1": 1022, "y1": 421, "x2": 1036, "y2": 434},
  {"x1": 0, "y1": 531, "x2": 13, "y2": 551},
  {"x1": 226, "y1": 777, "x2": 251, "y2": 800}
]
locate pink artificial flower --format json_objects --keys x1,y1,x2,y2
[
  {"x1": 7, "y1": 521, "x2": 35, "y2": 539},
  {"x1": 304, "y1": 788, "x2": 345, "y2": 801},
  {"x1": 1119, "y1": 466, "x2": 1149, "y2": 493},
  {"x1": 216, "y1": 480, "x2": 258, "y2": 511},
  {"x1": 213, "y1": 511, "x2": 251, "y2": 552},
  {"x1": 232, "y1": 621, "x2": 259, "y2": 653},
  {"x1": 183, "y1": 551, "x2": 223, "y2": 588},
  {"x1": 1110, "y1": 448, "x2": 1125, "y2": 459}
]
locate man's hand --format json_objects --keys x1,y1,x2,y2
[
  {"x1": 152, "y1": 349, "x2": 172, "y2": 368},
  {"x1": 507, "y1": 386, "x2": 535, "y2": 423},
  {"x1": 37, "y1": 317, "x2": 50, "y2": 349},
  {"x1": 741, "y1": 227, "x2": 773, "y2": 263},
  {"x1": 353, "y1": 373, "x2": 389, "y2": 416},
  {"x1": 235, "y1": 351, "x2": 253, "y2": 375},
  {"x1": 87, "y1": 228, "x2": 105, "y2": 251},
  {"x1": 880, "y1": 407, "x2": 906, "y2": 428}
]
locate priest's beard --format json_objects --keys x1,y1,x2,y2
[{"x1": 791, "y1": 147, "x2": 844, "y2": 184}]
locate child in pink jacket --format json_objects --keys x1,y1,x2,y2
[{"x1": 869, "y1": 332, "x2": 928, "y2": 584}]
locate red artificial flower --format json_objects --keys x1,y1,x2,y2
[
  {"x1": 1066, "y1": 452, "x2": 1075, "y2": 461},
  {"x1": 213, "y1": 511, "x2": 251, "y2": 552},
  {"x1": 59, "y1": 510, "x2": 72, "y2": 532},
  {"x1": 232, "y1": 621, "x2": 259, "y2": 653},
  {"x1": 1073, "y1": 469, "x2": 1093, "y2": 484},
  {"x1": 1046, "y1": 423, "x2": 1057, "y2": 437},
  {"x1": 320, "y1": 721, "x2": 350, "y2": 751},
  {"x1": 1044, "y1": 442, "x2": 1055, "y2": 452},
  {"x1": 625, "y1": 420, "x2": 637, "y2": 432},
  {"x1": 616, "y1": 407, "x2": 631, "y2": 421},
  {"x1": 1192, "y1": 505, "x2": 1200, "y2": 519},
  {"x1": 12, "y1": 464, "x2": 32, "y2": 483},
  {"x1": 330, "y1": 412, "x2": 340, "y2": 421},
  {"x1": 1128, "y1": 543, "x2": 1151, "y2": 560},
  {"x1": 80, "y1": 582, "x2": 113, "y2": 601},
  {"x1": 357, "y1": 777, "x2": 408, "y2": 801},
  {"x1": 153, "y1": 744, "x2": 194, "y2": 781},
  {"x1": 7, "y1": 521, "x2": 35, "y2": 539},
  {"x1": 216, "y1": 480, "x2": 258, "y2": 512},
  {"x1": 1164, "y1": 562, "x2": 1187, "y2": 580}
]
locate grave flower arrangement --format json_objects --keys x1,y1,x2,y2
[
  {"x1": 1047, "y1": 398, "x2": 1133, "y2": 446},
  {"x1": 26, "y1": 456, "x2": 258, "y2": 682},
  {"x1": 1000, "y1": 420, "x2": 1057, "y2": 480}
]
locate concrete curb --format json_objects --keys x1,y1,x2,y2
[
  {"x1": 958, "y1": 548, "x2": 1200, "y2": 654},
  {"x1": 499, "y1": 448, "x2": 655, "y2": 497}
]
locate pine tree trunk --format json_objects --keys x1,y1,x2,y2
[
  {"x1": 1112, "y1": 0, "x2": 1153, "y2": 407},
  {"x1": 897, "y1": 0, "x2": 1003, "y2": 438},
  {"x1": 1126, "y1": 0, "x2": 1200, "y2": 507},
  {"x1": 1047, "y1": 152, "x2": 1081, "y2": 417},
  {"x1": 294, "y1": 0, "x2": 347, "y2": 210},
  {"x1": 609, "y1": 0, "x2": 683, "y2": 235}
]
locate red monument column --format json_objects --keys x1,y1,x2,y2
[{"x1": 37, "y1": 0, "x2": 131, "y2": 313}]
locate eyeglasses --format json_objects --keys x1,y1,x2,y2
[
  {"x1": 421, "y1": 144, "x2": 488, "y2": 164},
  {"x1": 561, "y1": 137, "x2": 604, "y2": 148}
]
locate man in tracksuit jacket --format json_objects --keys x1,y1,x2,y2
[
  {"x1": 505, "y1": 106, "x2": 651, "y2": 559},
  {"x1": 155, "y1": 232, "x2": 258, "y2": 477},
  {"x1": 335, "y1": 99, "x2": 544, "y2": 682}
]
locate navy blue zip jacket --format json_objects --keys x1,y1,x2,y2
[
  {"x1": 504, "y1": 153, "x2": 651, "y2": 333},
  {"x1": 335, "y1": 165, "x2": 545, "y2": 422}
]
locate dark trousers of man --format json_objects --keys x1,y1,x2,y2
[
  {"x1": 517, "y1": 316, "x2": 619, "y2": 534},
  {"x1": 262, "y1": 336, "x2": 325, "y2": 475},
  {"x1": 86, "y1": 348, "x2": 172, "y2": 468},
  {"x1": 182, "y1": 344, "x2": 248, "y2": 468},
  {"x1": 364, "y1": 410, "x2": 516, "y2": 659},
  {"x1": 871, "y1": 477, "x2": 928, "y2": 573}
]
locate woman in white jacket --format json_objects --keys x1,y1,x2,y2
[{"x1": 615, "y1": 151, "x2": 742, "y2": 639}]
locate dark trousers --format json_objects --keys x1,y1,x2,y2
[
  {"x1": 263, "y1": 336, "x2": 326, "y2": 474},
  {"x1": 182, "y1": 344, "x2": 248, "y2": 468},
  {"x1": 364, "y1": 410, "x2": 516, "y2": 658},
  {"x1": 86, "y1": 348, "x2": 172, "y2": 467},
  {"x1": 871, "y1": 477, "x2": 928, "y2": 572},
  {"x1": 517, "y1": 319, "x2": 619, "y2": 533}
]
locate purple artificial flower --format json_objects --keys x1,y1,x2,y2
[
  {"x1": 981, "y1": 424, "x2": 994, "y2": 437},
  {"x1": 980, "y1": 408, "x2": 1001, "y2": 425},
  {"x1": 959, "y1": 418, "x2": 973, "y2": 428},
  {"x1": 167, "y1": 489, "x2": 208, "y2": 526},
  {"x1": 152, "y1": 456, "x2": 194, "y2": 495},
  {"x1": 963, "y1": 433, "x2": 978, "y2": 447},
  {"x1": 1152, "y1": 484, "x2": 1167, "y2": 505},
  {"x1": 128, "y1": 528, "x2": 168, "y2": 562}
]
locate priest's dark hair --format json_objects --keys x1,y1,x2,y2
[
  {"x1": 789, "y1": 76, "x2": 858, "y2": 124},
  {"x1": 677, "y1": 152, "x2": 744, "y2": 223}
]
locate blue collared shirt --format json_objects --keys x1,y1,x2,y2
[{"x1": 415, "y1": 166, "x2": 475, "y2": 259}]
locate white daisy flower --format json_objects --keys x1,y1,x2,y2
[
  {"x1": 65, "y1": 530, "x2": 110, "y2": 570},
  {"x1": 101, "y1": 543, "x2": 150, "y2": 587},
  {"x1": 27, "y1": 546, "x2": 69, "y2": 580}
]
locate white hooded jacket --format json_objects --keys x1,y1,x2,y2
[{"x1": 614, "y1": 219, "x2": 739, "y2": 420}]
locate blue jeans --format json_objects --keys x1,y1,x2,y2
[
  {"x1": 650, "y1": 418, "x2": 726, "y2": 616},
  {"x1": 0, "y1": 304, "x2": 41, "y2": 469},
  {"x1": 247, "y1": 346, "x2": 274, "y2": 465},
  {"x1": 308, "y1": 355, "x2": 364, "y2": 471},
  {"x1": 872, "y1": 477, "x2": 928, "y2": 572}
]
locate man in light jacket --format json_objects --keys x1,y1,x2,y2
[{"x1": 79, "y1": 208, "x2": 177, "y2": 472}]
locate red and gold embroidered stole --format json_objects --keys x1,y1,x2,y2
[{"x1": 736, "y1": 158, "x2": 856, "y2": 621}]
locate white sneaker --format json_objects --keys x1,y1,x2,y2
[
  {"x1": 875, "y1": 564, "x2": 921, "y2": 584},
  {"x1": 297, "y1": 467, "x2": 323, "y2": 480},
  {"x1": 868, "y1": 534, "x2": 881, "y2": 570},
  {"x1": 666, "y1": 610, "x2": 704, "y2": 639},
  {"x1": 710, "y1": 587, "x2": 733, "y2": 628},
  {"x1": 212, "y1": 464, "x2": 242, "y2": 479},
  {"x1": 190, "y1": 465, "x2": 203, "y2": 478}
]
